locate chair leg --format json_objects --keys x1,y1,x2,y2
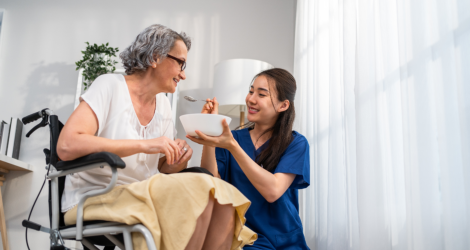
[
  {"x1": 131, "y1": 224, "x2": 157, "y2": 250},
  {"x1": 123, "y1": 230, "x2": 133, "y2": 250},
  {"x1": 81, "y1": 238, "x2": 99, "y2": 250},
  {"x1": 104, "y1": 234, "x2": 124, "y2": 249}
]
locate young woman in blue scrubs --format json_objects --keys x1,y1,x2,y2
[{"x1": 187, "y1": 68, "x2": 310, "y2": 249}]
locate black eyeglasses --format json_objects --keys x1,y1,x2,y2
[{"x1": 166, "y1": 54, "x2": 186, "y2": 71}]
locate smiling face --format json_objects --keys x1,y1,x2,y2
[
  {"x1": 151, "y1": 39, "x2": 188, "y2": 93},
  {"x1": 245, "y1": 75, "x2": 289, "y2": 127}
]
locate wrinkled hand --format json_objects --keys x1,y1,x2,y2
[
  {"x1": 145, "y1": 136, "x2": 181, "y2": 165},
  {"x1": 186, "y1": 119, "x2": 235, "y2": 150},
  {"x1": 174, "y1": 138, "x2": 192, "y2": 165},
  {"x1": 201, "y1": 97, "x2": 219, "y2": 114}
]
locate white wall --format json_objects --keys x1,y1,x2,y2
[{"x1": 0, "y1": 0, "x2": 295, "y2": 248}]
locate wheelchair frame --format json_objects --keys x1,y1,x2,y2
[{"x1": 21, "y1": 109, "x2": 157, "y2": 250}]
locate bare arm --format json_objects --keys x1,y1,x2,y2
[
  {"x1": 57, "y1": 101, "x2": 181, "y2": 164},
  {"x1": 188, "y1": 120, "x2": 295, "y2": 203},
  {"x1": 228, "y1": 140, "x2": 295, "y2": 202},
  {"x1": 158, "y1": 156, "x2": 188, "y2": 173},
  {"x1": 200, "y1": 145, "x2": 220, "y2": 178}
]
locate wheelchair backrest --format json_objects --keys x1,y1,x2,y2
[{"x1": 46, "y1": 115, "x2": 66, "y2": 227}]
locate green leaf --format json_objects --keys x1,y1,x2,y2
[{"x1": 76, "y1": 41, "x2": 120, "y2": 88}]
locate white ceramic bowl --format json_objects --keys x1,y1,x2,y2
[{"x1": 179, "y1": 114, "x2": 232, "y2": 137}]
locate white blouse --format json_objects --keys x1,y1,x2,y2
[{"x1": 61, "y1": 74, "x2": 176, "y2": 212}]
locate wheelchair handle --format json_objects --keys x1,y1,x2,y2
[
  {"x1": 22, "y1": 108, "x2": 55, "y2": 124},
  {"x1": 23, "y1": 108, "x2": 56, "y2": 138},
  {"x1": 22, "y1": 219, "x2": 42, "y2": 231},
  {"x1": 22, "y1": 111, "x2": 43, "y2": 125}
]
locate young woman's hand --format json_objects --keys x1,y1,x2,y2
[
  {"x1": 186, "y1": 119, "x2": 236, "y2": 151},
  {"x1": 201, "y1": 97, "x2": 219, "y2": 114},
  {"x1": 144, "y1": 136, "x2": 181, "y2": 165}
]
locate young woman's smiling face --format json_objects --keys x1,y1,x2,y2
[{"x1": 245, "y1": 75, "x2": 283, "y2": 126}]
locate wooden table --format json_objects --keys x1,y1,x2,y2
[{"x1": 0, "y1": 154, "x2": 33, "y2": 250}]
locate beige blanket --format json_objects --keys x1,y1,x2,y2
[{"x1": 65, "y1": 173, "x2": 257, "y2": 250}]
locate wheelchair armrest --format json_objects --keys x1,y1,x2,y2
[{"x1": 55, "y1": 152, "x2": 126, "y2": 171}]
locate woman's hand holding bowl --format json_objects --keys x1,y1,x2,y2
[
  {"x1": 186, "y1": 118, "x2": 236, "y2": 151},
  {"x1": 186, "y1": 96, "x2": 236, "y2": 149}
]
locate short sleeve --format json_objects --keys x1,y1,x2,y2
[
  {"x1": 158, "y1": 93, "x2": 177, "y2": 140},
  {"x1": 79, "y1": 75, "x2": 112, "y2": 136},
  {"x1": 274, "y1": 134, "x2": 310, "y2": 189},
  {"x1": 215, "y1": 147, "x2": 230, "y2": 181}
]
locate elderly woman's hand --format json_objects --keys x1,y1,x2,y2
[
  {"x1": 174, "y1": 138, "x2": 193, "y2": 165},
  {"x1": 201, "y1": 97, "x2": 219, "y2": 114},
  {"x1": 145, "y1": 136, "x2": 182, "y2": 165},
  {"x1": 186, "y1": 119, "x2": 236, "y2": 151}
]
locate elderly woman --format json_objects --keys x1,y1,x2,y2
[{"x1": 57, "y1": 24, "x2": 256, "y2": 250}]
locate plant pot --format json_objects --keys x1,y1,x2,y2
[{"x1": 93, "y1": 53, "x2": 109, "y2": 62}]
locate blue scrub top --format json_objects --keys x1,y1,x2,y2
[{"x1": 216, "y1": 128, "x2": 310, "y2": 250}]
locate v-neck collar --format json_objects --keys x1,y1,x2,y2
[{"x1": 244, "y1": 128, "x2": 270, "y2": 155}]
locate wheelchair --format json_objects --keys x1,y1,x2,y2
[{"x1": 21, "y1": 108, "x2": 158, "y2": 250}]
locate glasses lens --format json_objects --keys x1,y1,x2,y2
[{"x1": 168, "y1": 54, "x2": 185, "y2": 71}]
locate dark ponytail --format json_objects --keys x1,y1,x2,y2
[{"x1": 240, "y1": 68, "x2": 296, "y2": 172}]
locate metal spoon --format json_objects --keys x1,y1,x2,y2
[{"x1": 184, "y1": 96, "x2": 207, "y2": 102}]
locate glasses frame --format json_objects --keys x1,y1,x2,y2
[{"x1": 166, "y1": 54, "x2": 186, "y2": 71}]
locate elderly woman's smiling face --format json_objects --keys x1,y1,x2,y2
[{"x1": 153, "y1": 39, "x2": 188, "y2": 93}]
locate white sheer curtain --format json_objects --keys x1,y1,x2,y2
[{"x1": 294, "y1": 0, "x2": 470, "y2": 249}]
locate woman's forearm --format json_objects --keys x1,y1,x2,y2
[
  {"x1": 228, "y1": 141, "x2": 293, "y2": 203},
  {"x1": 186, "y1": 117, "x2": 294, "y2": 201},
  {"x1": 201, "y1": 145, "x2": 220, "y2": 178},
  {"x1": 159, "y1": 158, "x2": 188, "y2": 173},
  {"x1": 57, "y1": 133, "x2": 145, "y2": 161}
]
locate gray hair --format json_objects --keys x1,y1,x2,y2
[{"x1": 120, "y1": 24, "x2": 191, "y2": 75}]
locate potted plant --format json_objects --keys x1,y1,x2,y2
[{"x1": 75, "y1": 42, "x2": 119, "y2": 90}]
